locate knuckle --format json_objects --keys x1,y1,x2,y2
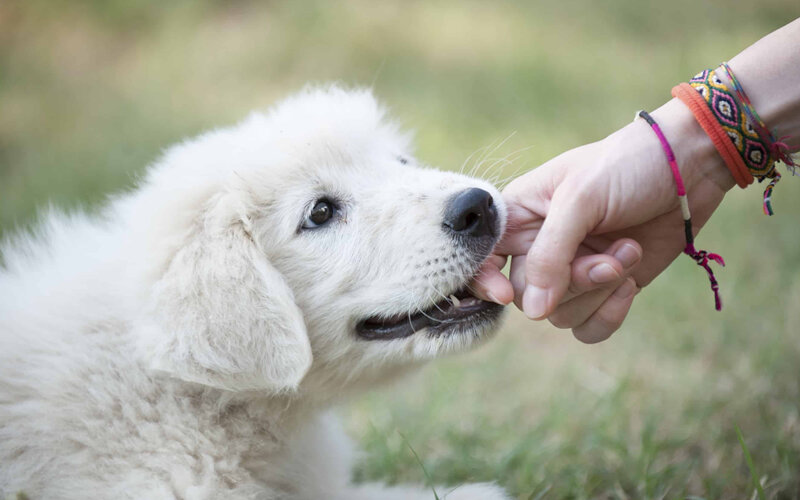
[
  {"x1": 548, "y1": 310, "x2": 577, "y2": 330},
  {"x1": 566, "y1": 280, "x2": 583, "y2": 296},
  {"x1": 595, "y1": 308, "x2": 624, "y2": 333},
  {"x1": 573, "y1": 312, "x2": 622, "y2": 344}
]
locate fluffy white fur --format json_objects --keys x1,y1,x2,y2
[{"x1": 0, "y1": 86, "x2": 509, "y2": 499}]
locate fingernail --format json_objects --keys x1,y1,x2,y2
[
  {"x1": 486, "y1": 291, "x2": 504, "y2": 305},
  {"x1": 614, "y1": 243, "x2": 641, "y2": 269},
  {"x1": 613, "y1": 279, "x2": 636, "y2": 299},
  {"x1": 588, "y1": 263, "x2": 620, "y2": 284},
  {"x1": 522, "y1": 285, "x2": 548, "y2": 319}
]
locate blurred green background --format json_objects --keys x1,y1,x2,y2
[{"x1": 2, "y1": 1, "x2": 799, "y2": 498}]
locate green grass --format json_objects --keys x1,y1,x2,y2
[
  {"x1": 738, "y1": 425, "x2": 767, "y2": 500},
  {"x1": 2, "y1": 1, "x2": 799, "y2": 498}
]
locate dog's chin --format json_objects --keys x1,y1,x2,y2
[{"x1": 355, "y1": 286, "x2": 505, "y2": 341}]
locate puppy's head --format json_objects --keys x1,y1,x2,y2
[{"x1": 135, "y1": 86, "x2": 506, "y2": 396}]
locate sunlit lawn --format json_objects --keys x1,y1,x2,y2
[{"x1": 1, "y1": 1, "x2": 799, "y2": 498}]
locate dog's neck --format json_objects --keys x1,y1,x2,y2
[{"x1": 297, "y1": 359, "x2": 424, "y2": 408}]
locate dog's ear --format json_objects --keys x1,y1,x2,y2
[{"x1": 140, "y1": 194, "x2": 312, "y2": 393}]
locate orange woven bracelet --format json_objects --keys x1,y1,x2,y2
[{"x1": 671, "y1": 83, "x2": 753, "y2": 188}]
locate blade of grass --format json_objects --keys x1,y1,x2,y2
[
  {"x1": 398, "y1": 431, "x2": 440, "y2": 500},
  {"x1": 736, "y1": 425, "x2": 766, "y2": 500},
  {"x1": 528, "y1": 484, "x2": 552, "y2": 500}
]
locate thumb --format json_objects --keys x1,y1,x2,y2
[{"x1": 522, "y1": 192, "x2": 597, "y2": 319}]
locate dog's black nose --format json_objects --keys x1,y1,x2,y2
[{"x1": 443, "y1": 188, "x2": 497, "y2": 238}]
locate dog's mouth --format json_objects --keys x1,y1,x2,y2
[{"x1": 355, "y1": 286, "x2": 503, "y2": 341}]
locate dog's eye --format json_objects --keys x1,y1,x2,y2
[{"x1": 304, "y1": 200, "x2": 335, "y2": 229}]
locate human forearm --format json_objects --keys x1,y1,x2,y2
[
  {"x1": 728, "y1": 17, "x2": 800, "y2": 151},
  {"x1": 645, "y1": 18, "x2": 800, "y2": 199}
]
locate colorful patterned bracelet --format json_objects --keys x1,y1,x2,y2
[
  {"x1": 690, "y1": 69, "x2": 772, "y2": 176},
  {"x1": 674, "y1": 66, "x2": 798, "y2": 215},
  {"x1": 636, "y1": 110, "x2": 725, "y2": 311},
  {"x1": 718, "y1": 62, "x2": 797, "y2": 215},
  {"x1": 671, "y1": 82, "x2": 753, "y2": 189}
]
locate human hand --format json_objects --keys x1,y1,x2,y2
[
  {"x1": 474, "y1": 99, "x2": 736, "y2": 342},
  {"x1": 476, "y1": 237, "x2": 644, "y2": 343}
]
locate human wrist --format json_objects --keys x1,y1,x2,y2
[
  {"x1": 650, "y1": 98, "x2": 736, "y2": 194},
  {"x1": 588, "y1": 101, "x2": 731, "y2": 227}
]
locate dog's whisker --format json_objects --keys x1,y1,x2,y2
[
  {"x1": 492, "y1": 165, "x2": 527, "y2": 191},
  {"x1": 459, "y1": 143, "x2": 494, "y2": 175},
  {"x1": 369, "y1": 58, "x2": 387, "y2": 89},
  {"x1": 475, "y1": 144, "x2": 534, "y2": 182},
  {"x1": 470, "y1": 132, "x2": 519, "y2": 178},
  {"x1": 392, "y1": 280, "x2": 450, "y2": 320},
  {"x1": 424, "y1": 276, "x2": 452, "y2": 311},
  {"x1": 490, "y1": 163, "x2": 530, "y2": 189},
  {"x1": 418, "y1": 308, "x2": 448, "y2": 325},
  {"x1": 467, "y1": 135, "x2": 507, "y2": 178}
]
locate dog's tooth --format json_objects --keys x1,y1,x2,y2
[{"x1": 450, "y1": 294, "x2": 461, "y2": 308}]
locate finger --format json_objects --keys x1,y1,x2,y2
[
  {"x1": 492, "y1": 166, "x2": 558, "y2": 257},
  {"x1": 491, "y1": 205, "x2": 543, "y2": 257},
  {"x1": 521, "y1": 192, "x2": 598, "y2": 320},
  {"x1": 509, "y1": 254, "x2": 527, "y2": 310},
  {"x1": 511, "y1": 250, "x2": 621, "y2": 311},
  {"x1": 549, "y1": 239, "x2": 642, "y2": 329},
  {"x1": 471, "y1": 255, "x2": 514, "y2": 305},
  {"x1": 607, "y1": 239, "x2": 643, "y2": 270},
  {"x1": 572, "y1": 277, "x2": 638, "y2": 344},
  {"x1": 562, "y1": 254, "x2": 623, "y2": 303},
  {"x1": 561, "y1": 239, "x2": 642, "y2": 303},
  {"x1": 550, "y1": 281, "x2": 625, "y2": 330}
]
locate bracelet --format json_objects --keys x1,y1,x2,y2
[
  {"x1": 671, "y1": 82, "x2": 753, "y2": 189},
  {"x1": 691, "y1": 69, "x2": 772, "y2": 175},
  {"x1": 673, "y1": 65, "x2": 798, "y2": 215},
  {"x1": 718, "y1": 62, "x2": 797, "y2": 215},
  {"x1": 636, "y1": 110, "x2": 724, "y2": 311},
  {"x1": 719, "y1": 62, "x2": 796, "y2": 170}
]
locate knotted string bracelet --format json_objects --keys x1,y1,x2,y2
[
  {"x1": 635, "y1": 110, "x2": 725, "y2": 311},
  {"x1": 673, "y1": 64, "x2": 798, "y2": 215}
]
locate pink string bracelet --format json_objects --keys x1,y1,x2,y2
[{"x1": 636, "y1": 110, "x2": 725, "y2": 311}]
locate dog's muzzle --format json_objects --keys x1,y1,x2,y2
[{"x1": 355, "y1": 187, "x2": 504, "y2": 341}]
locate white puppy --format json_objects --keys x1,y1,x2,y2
[{"x1": 0, "y1": 86, "x2": 509, "y2": 500}]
